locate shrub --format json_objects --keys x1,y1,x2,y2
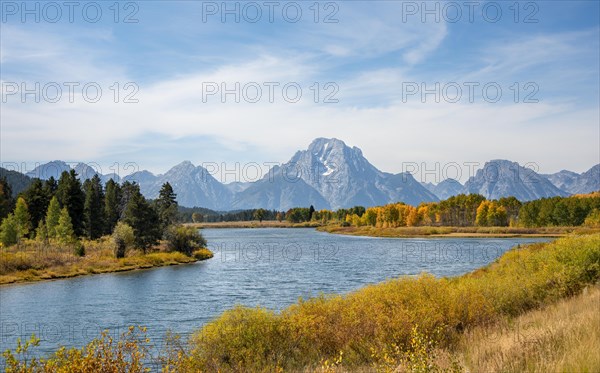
[
  {"x1": 165, "y1": 225, "x2": 207, "y2": 256},
  {"x1": 2, "y1": 327, "x2": 149, "y2": 372},
  {"x1": 192, "y1": 248, "x2": 214, "y2": 260},
  {"x1": 73, "y1": 241, "x2": 85, "y2": 257},
  {"x1": 189, "y1": 306, "x2": 289, "y2": 372},
  {"x1": 112, "y1": 222, "x2": 135, "y2": 258}
]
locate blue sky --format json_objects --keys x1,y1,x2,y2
[{"x1": 1, "y1": 0, "x2": 599, "y2": 182}]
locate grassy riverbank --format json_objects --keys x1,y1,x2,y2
[
  {"x1": 5, "y1": 233, "x2": 598, "y2": 372},
  {"x1": 0, "y1": 238, "x2": 213, "y2": 285},
  {"x1": 191, "y1": 221, "x2": 596, "y2": 237},
  {"x1": 458, "y1": 284, "x2": 600, "y2": 372},
  {"x1": 317, "y1": 224, "x2": 600, "y2": 238}
]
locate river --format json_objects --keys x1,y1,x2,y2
[{"x1": 0, "y1": 228, "x2": 550, "y2": 360}]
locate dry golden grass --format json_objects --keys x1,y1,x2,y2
[
  {"x1": 317, "y1": 225, "x2": 599, "y2": 238},
  {"x1": 459, "y1": 285, "x2": 600, "y2": 373}
]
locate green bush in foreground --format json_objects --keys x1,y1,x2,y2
[{"x1": 4, "y1": 234, "x2": 600, "y2": 372}]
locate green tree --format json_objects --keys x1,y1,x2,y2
[
  {"x1": 56, "y1": 170, "x2": 85, "y2": 236},
  {"x1": 567, "y1": 199, "x2": 587, "y2": 226},
  {"x1": 518, "y1": 201, "x2": 540, "y2": 227},
  {"x1": 498, "y1": 196, "x2": 521, "y2": 223},
  {"x1": 122, "y1": 186, "x2": 161, "y2": 252},
  {"x1": 104, "y1": 179, "x2": 121, "y2": 234},
  {"x1": 155, "y1": 182, "x2": 178, "y2": 232},
  {"x1": 56, "y1": 207, "x2": 76, "y2": 245},
  {"x1": 119, "y1": 181, "x2": 139, "y2": 219},
  {"x1": 14, "y1": 197, "x2": 31, "y2": 239},
  {"x1": 22, "y1": 178, "x2": 50, "y2": 231},
  {"x1": 35, "y1": 220, "x2": 48, "y2": 244},
  {"x1": 253, "y1": 208, "x2": 266, "y2": 223},
  {"x1": 191, "y1": 212, "x2": 203, "y2": 223},
  {"x1": 487, "y1": 203, "x2": 508, "y2": 226},
  {"x1": 83, "y1": 175, "x2": 105, "y2": 239},
  {"x1": 285, "y1": 208, "x2": 311, "y2": 223},
  {"x1": 0, "y1": 177, "x2": 14, "y2": 220},
  {"x1": 43, "y1": 176, "x2": 58, "y2": 197},
  {"x1": 45, "y1": 196, "x2": 61, "y2": 238},
  {"x1": 0, "y1": 214, "x2": 18, "y2": 247}
]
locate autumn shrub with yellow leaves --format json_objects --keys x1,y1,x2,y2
[{"x1": 186, "y1": 233, "x2": 599, "y2": 371}]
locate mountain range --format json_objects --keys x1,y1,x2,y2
[
  {"x1": 543, "y1": 165, "x2": 600, "y2": 195},
  {"x1": 2, "y1": 138, "x2": 599, "y2": 209}
]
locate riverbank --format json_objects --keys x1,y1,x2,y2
[
  {"x1": 189, "y1": 221, "x2": 597, "y2": 237},
  {"x1": 187, "y1": 221, "x2": 321, "y2": 228},
  {"x1": 317, "y1": 224, "x2": 599, "y2": 238},
  {"x1": 458, "y1": 283, "x2": 600, "y2": 372},
  {"x1": 0, "y1": 239, "x2": 213, "y2": 285}
]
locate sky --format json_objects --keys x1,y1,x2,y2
[{"x1": 1, "y1": 0, "x2": 599, "y2": 183}]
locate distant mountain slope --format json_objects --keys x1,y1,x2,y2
[
  {"x1": 123, "y1": 170, "x2": 158, "y2": 186},
  {"x1": 73, "y1": 163, "x2": 121, "y2": 184},
  {"x1": 379, "y1": 173, "x2": 440, "y2": 205},
  {"x1": 26, "y1": 161, "x2": 120, "y2": 183},
  {"x1": 543, "y1": 170, "x2": 580, "y2": 192},
  {"x1": 0, "y1": 167, "x2": 32, "y2": 196},
  {"x1": 568, "y1": 164, "x2": 600, "y2": 194},
  {"x1": 124, "y1": 161, "x2": 233, "y2": 209},
  {"x1": 422, "y1": 178, "x2": 463, "y2": 200},
  {"x1": 223, "y1": 181, "x2": 252, "y2": 194},
  {"x1": 230, "y1": 166, "x2": 330, "y2": 210},
  {"x1": 463, "y1": 160, "x2": 569, "y2": 201},
  {"x1": 26, "y1": 160, "x2": 71, "y2": 180}
]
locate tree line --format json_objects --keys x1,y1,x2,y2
[
  {"x1": 179, "y1": 207, "x2": 284, "y2": 223},
  {"x1": 282, "y1": 193, "x2": 600, "y2": 228},
  {"x1": 0, "y1": 171, "x2": 184, "y2": 254}
]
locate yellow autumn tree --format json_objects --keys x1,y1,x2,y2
[
  {"x1": 407, "y1": 206, "x2": 420, "y2": 226},
  {"x1": 475, "y1": 201, "x2": 490, "y2": 226}
]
